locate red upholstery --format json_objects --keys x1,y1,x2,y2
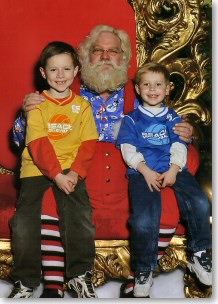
[
  {"x1": 0, "y1": 174, "x2": 17, "y2": 238},
  {"x1": 0, "y1": 144, "x2": 199, "y2": 239},
  {"x1": 0, "y1": 0, "x2": 137, "y2": 171}
]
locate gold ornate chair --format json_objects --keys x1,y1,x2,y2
[{"x1": 0, "y1": 0, "x2": 212, "y2": 298}]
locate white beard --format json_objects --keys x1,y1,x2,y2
[{"x1": 80, "y1": 60, "x2": 128, "y2": 93}]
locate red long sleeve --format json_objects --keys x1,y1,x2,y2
[
  {"x1": 70, "y1": 139, "x2": 97, "y2": 179},
  {"x1": 28, "y1": 137, "x2": 62, "y2": 180}
]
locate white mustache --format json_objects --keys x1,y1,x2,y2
[{"x1": 93, "y1": 60, "x2": 120, "y2": 69}]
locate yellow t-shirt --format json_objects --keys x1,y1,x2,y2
[{"x1": 21, "y1": 90, "x2": 98, "y2": 178}]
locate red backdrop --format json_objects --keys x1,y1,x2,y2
[{"x1": 0, "y1": 0, "x2": 137, "y2": 170}]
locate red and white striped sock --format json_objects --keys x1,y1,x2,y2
[
  {"x1": 158, "y1": 226, "x2": 176, "y2": 259},
  {"x1": 41, "y1": 215, "x2": 65, "y2": 296}
]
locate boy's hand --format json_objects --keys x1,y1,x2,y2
[
  {"x1": 143, "y1": 168, "x2": 162, "y2": 192},
  {"x1": 66, "y1": 171, "x2": 79, "y2": 187},
  {"x1": 158, "y1": 164, "x2": 180, "y2": 188},
  {"x1": 137, "y1": 162, "x2": 161, "y2": 192},
  {"x1": 54, "y1": 173, "x2": 76, "y2": 195},
  {"x1": 23, "y1": 91, "x2": 46, "y2": 112}
]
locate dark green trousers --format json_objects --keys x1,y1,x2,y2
[{"x1": 10, "y1": 174, "x2": 95, "y2": 287}]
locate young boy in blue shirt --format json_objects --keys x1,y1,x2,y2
[{"x1": 116, "y1": 62, "x2": 212, "y2": 298}]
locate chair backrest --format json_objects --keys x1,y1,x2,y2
[{"x1": 0, "y1": 0, "x2": 137, "y2": 170}]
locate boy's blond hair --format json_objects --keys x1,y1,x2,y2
[{"x1": 134, "y1": 62, "x2": 170, "y2": 85}]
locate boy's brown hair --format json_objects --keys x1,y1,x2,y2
[{"x1": 40, "y1": 41, "x2": 80, "y2": 69}]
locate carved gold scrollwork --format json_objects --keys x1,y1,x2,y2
[
  {"x1": 184, "y1": 271, "x2": 212, "y2": 298},
  {"x1": 0, "y1": 165, "x2": 14, "y2": 175},
  {"x1": 128, "y1": 0, "x2": 211, "y2": 131},
  {"x1": 93, "y1": 240, "x2": 131, "y2": 286},
  {"x1": 0, "y1": 240, "x2": 13, "y2": 280},
  {"x1": 0, "y1": 236, "x2": 212, "y2": 297},
  {"x1": 158, "y1": 235, "x2": 188, "y2": 271}
]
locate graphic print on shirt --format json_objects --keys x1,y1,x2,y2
[
  {"x1": 142, "y1": 124, "x2": 170, "y2": 146},
  {"x1": 48, "y1": 114, "x2": 72, "y2": 140},
  {"x1": 80, "y1": 84, "x2": 125, "y2": 142},
  {"x1": 96, "y1": 104, "x2": 107, "y2": 120},
  {"x1": 106, "y1": 99, "x2": 119, "y2": 113},
  {"x1": 99, "y1": 124, "x2": 109, "y2": 141}
]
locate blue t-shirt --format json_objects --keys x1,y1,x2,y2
[{"x1": 116, "y1": 105, "x2": 187, "y2": 174}]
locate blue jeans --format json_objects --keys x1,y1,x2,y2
[{"x1": 128, "y1": 170, "x2": 211, "y2": 272}]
